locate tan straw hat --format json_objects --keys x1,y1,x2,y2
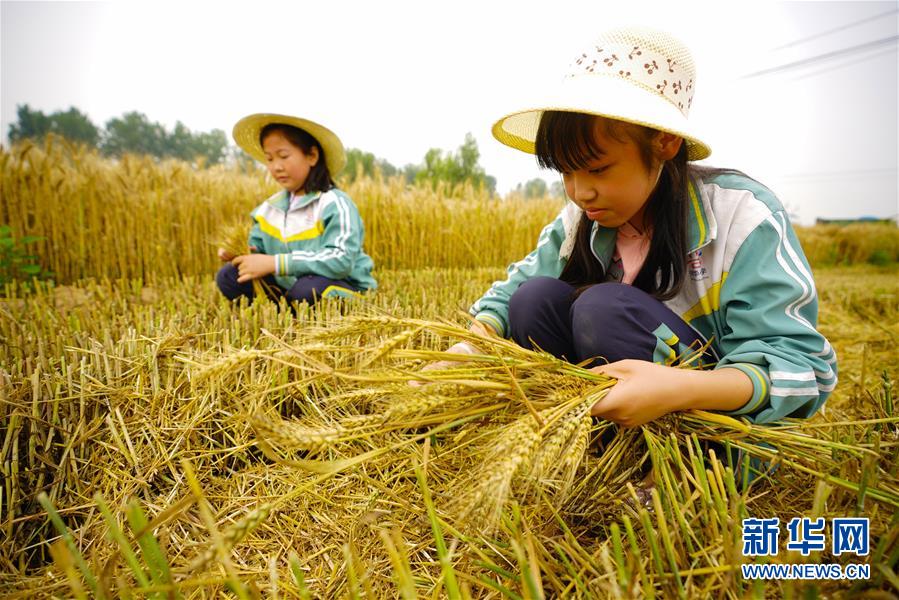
[
  {"x1": 232, "y1": 113, "x2": 347, "y2": 175},
  {"x1": 493, "y1": 26, "x2": 711, "y2": 161}
]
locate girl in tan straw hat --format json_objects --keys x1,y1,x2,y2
[
  {"x1": 216, "y1": 114, "x2": 376, "y2": 307},
  {"x1": 425, "y1": 27, "x2": 836, "y2": 436}
]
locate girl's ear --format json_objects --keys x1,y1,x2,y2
[
  {"x1": 655, "y1": 132, "x2": 683, "y2": 161},
  {"x1": 306, "y1": 145, "x2": 320, "y2": 166}
]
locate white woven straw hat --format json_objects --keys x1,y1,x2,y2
[
  {"x1": 493, "y1": 26, "x2": 711, "y2": 161},
  {"x1": 232, "y1": 113, "x2": 347, "y2": 175}
]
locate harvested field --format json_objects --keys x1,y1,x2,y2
[
  {"x1": 1, "y1": 139, "x2": 898, "y2": 597},
  {"x1": 1, "y1": 266, "x2": 897, "y2": 598}
]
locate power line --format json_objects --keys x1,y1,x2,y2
[
  {"x1": 741, "y1": 35, "x2": 898, "y2": 79},
  {"x1": 772, "y1": 8, "x2": 898, "y2": 50},
  {"x1": 789, "y1": 45, "x2": 897, "y2": 82}
]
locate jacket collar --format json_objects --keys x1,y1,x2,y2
[
  {"x1": 264, "y1": 189, "x2": 322, "y2": 212},
  {"x1": 588, "y1": 177, "x2": 718, "y2": 267}
]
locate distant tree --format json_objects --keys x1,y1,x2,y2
[
  {"x1": 512, "y1": 177, "x2": 565, "y2": 200},
  {"x1": 343, "y1": 148, "x2": 398, "y2": 182},
  {"x1": 101, "y1": 113, "x2": 227, "y2": 165},
  {"x1": 457, "y1": 133, "x2": 482, "y2": 182},
  {"x1": 8, "y1": 104, "x2": 99, "y2": 146},
  {"x1": 402, "y1": 163, "x2": 420, "y2": 184},
  {"x1": 166, "y1": 121, "x2": 195, "y2": 161},
  {"x1": 225, "y1": 145, "x2": 261, "y2": 173},
  {"x1": 8, "y1": 105, "x2": 51, "y2": 143},
  {"x1": 414, "y1": 133, "x2": 495, "y2": 193},
  {"x1": 166, "y1": 122, "x2": 227, "y2": 165},
  {"x1": 525, "y1": 178, "x2": 547, "y2": 199},
  {"x1": 550, "y1": 180, "x2": 566, "y2": 198},
  {"x1": 527, "y1": 178, "x2": 547, "y2": 198},
  {"x1": 189, "y1": 129, "x2": 228, "y2": 165},
  {"x1": 8, "y1": 104, "x2": 229, "y2": 166},
  {"x1": 51, "y1": 107, "x2": 101, "y2": 146},
  {"x1": 344, "y1": 148, "x2": 374, "y2": 181},
  {"x1": 102, "y1": 111, "x2": 167, "y2": 158}
]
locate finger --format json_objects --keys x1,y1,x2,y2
[
  {"x1": 589, "y1": 364, "x2": 611, "y2": 377},
  {"x1": 407, "y1": 366, "x2": 445, "y2": 387},
  {"x1": 470, "y1": 320, "x2": 495, "y2": 338},
  {"x1": 591, "y1": 362, "x2": 626, "y2": 378},
  {"x1": 249, "y1": 245, "x2": 258, "y2": 252},
  {"x1": 447, "y1": 341, "x2": 478, "y2": 356},
  {"x1": 590, "y1": 383, "x2": 623, "y2": 417},
  {"x1": 420, "y1": 360, "x2": 453, "y2": 372}
]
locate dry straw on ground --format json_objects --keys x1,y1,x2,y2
[{"x1": 1, "y1": 266, "x2": 897, "y2": 598}]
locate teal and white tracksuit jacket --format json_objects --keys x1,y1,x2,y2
[
  {"x1": 470, "y1": 172, "x2": 837, "y2": 424},
  {"x1": 247, "y1": 188, "x2": 377, "y2": 294}
]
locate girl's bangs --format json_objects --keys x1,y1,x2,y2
[{"x1": 535, "y1": 111, "x2": 604, "y2": 173}]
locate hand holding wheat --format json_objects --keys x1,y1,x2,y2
[
  {"x1": 409, "y1": 319, "x2": 500, "y2": 386},
  {"x1": 589, "y1": 359, "x2": 753, "y2": 427},
  {"x1": 218, "y1": 248, "x2": 235, "y2": 261},
  {"x1": 232, "y1": 253, "x2": 276, "y2": 283}
]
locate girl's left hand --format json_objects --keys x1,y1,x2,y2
[
  {"x1": 588, "y1": 360, "x2": 686, "y2": 428},
  {"x1": 232, "y1": 254, "x2": 276, "y2": 283}
]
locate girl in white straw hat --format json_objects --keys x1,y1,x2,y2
[
  {"x1": 429, "y1": 27, "x2": 836, "y2": 435},
  {"x1": 216, "y1": 113, "x2": 376, "y2": 307}
]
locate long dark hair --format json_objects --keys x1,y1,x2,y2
[
  {"x1": 260, "y1": 123, "x2": 334, "y2": 193},
  {"x1": 534, "y1": 111, "x2": 690, "y2": 300}
]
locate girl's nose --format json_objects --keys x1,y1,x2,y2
[{"x1": 569, "y1": 171, "x2": 597, "y2": 202}]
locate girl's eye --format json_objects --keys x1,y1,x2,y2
[{"x1": 589, "y1": 165, "x2": 609, "y2": 175}]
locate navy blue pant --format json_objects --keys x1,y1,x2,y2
[
  {"x1": 215, "y1": 263, "x2": 360, "y2": 307},
  {"x1": 508, "y1": 277, "x2": 717, "y2": 367}
]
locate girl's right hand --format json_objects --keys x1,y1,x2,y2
[
  {"x1": 219, "y1": 246, "x2": 258, "y2": 261},
  {"x1": 217, "y1": 248, "x2": 235, "y2": 261},
  {"x1": 408, "y1": 320, "x2": 498, "y2": 386}
]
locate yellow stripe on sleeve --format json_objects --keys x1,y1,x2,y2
[{"x1": 682, "y1": 273, "x2": 728, "y2": 323}]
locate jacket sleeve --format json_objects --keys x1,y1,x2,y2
[
  {"x1": 247, "y1": 217, "x2": 266, "y2": 254},
  {"x1": 273, "y1": 191, "x2": 364, "y2": 280},
  {"x1": 469, "y1": 207, "x2": 570, "y2": 337},
  {"x1": 714, "y1": 210, "x2": 837, "y2": 424}
]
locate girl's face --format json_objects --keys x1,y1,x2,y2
[
  {"x1": 261, "y1": 131, "x2": 319, "y2": 193},
  {"x1": 561, "y1": 120, "x2": 679, "y2": 229}
]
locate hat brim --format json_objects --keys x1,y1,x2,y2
[
  {"x1": 492, "y1": 74, "x2": 711, "y2": 161},
  {"x1": 232, "y1": 113, "x2": 346, "y2": 175}
]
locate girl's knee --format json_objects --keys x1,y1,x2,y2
[
  {"x1": 286, "y1": 276, "x2": 357, "y2": 305},
  {"x1": 570, "y1": 283, "x2": 643, "y2": 361},
  {"x1": 285, "y1": 286, "x2": 318, "y2": 305},
  {"x1": 215, "y1": 264, "x2": 239, "y2": 292},
  {"x1": 571, "y1": 283, "x2": 653, "y2": 321},
  {"x1": 577, "y1": 281, "x2": 642, "y2": 302},
  {"x1": 510, "y1": 277, "x2": 573, "y2": 316}
]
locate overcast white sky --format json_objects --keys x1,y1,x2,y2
[{"x1": 2, "y1": 0, "x2": 897, "y2": 224}]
